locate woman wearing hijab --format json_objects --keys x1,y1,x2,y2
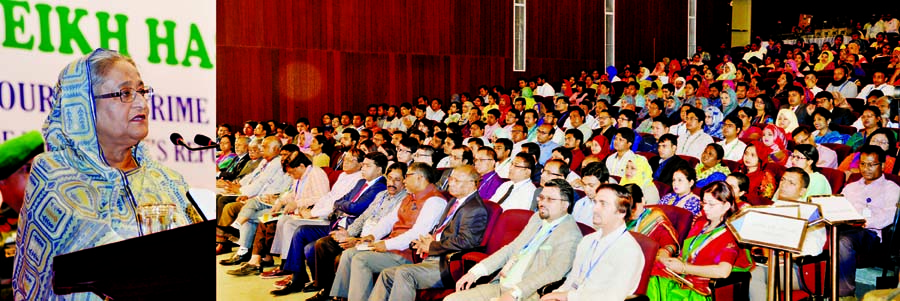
[
  {"x1": 720, "y1": 86, "x2": 739, "y2": 117},
  {"x1": 704, "y1": 107, "x2": 726, "y2": 139},
  {"x1": 14, "y1": 49, "x2": 203, "y2": 300},
  {"x1": 775, "y1": 109, "x2": 800, "y2": 141},
  {"x1": 621, "y1": 156, "x2": 661, "y2": 205},
  {"x1": 651, "y1": 62, "x2": 669, "y2": 84},
  {"x1": 762, "y1": 124, "x2": 789, "y2": 165},
  {"x1": 716, "y1": 62, "x2": 737, "y2": 81},
  {"x1": 814, "y1": 51, "x2": 835, "y2": 71},
  {"x1": 738, "y1": 141, "x2": 777, "y2": 202},
  {"x1": 673, "y1": 77, "x2": 687, "y2": 98},
  {"x1": 607, "y1": 65, "x2": 620, "y2": 82}
]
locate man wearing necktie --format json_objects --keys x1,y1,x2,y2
[
  {"x1": 276, "y1": 152, "x2": 388, "y2": 294},
  {"x1": 371, "y1": 165, "x2": 488, "y2": 301},
  {"x1": 446, "y1": 179, "x2": 582, "y2": 301}
]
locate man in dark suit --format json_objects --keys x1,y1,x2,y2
[
  {"x1": 814, "y1": 91, "x2": 853, "y2": 126},
  {"x1": 218, "y1": 136, "x2": 252, "y2": 181},
  {"x1": 780, "y1": 85, "x2": 814, "y2": 126},
  {"x1": 437, "y1": 146, "x2": 473, "y2": 191},
  {"x1": 273, "y1": 151, "x2": 388, "y2": 293},
  {"x1": 650, "y1": 134, "x2": 691, "y2": 184},
  {"x1": 370, "y1": 165, "x2": 488, "y2": 301}
]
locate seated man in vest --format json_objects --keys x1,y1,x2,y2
[
  {"x1": 543, "y1": 184, "x2": 645, "y2": 301},
  {"x1": 370, "y1": 165, "x2": 489, "y2": 301},
  {"x1": 446, "y1": 179, "x2": 582, "y2": 301},
  {"x1": 330, "y1": 162, "x2": 447, "y2": 301}
]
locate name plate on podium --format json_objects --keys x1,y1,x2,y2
[
  {"x1": 727, "y1": 209, "x2": 808, "y2": 253},
  {"x1": 808, "y1": 194, "x2": 866, "y2": 224}
]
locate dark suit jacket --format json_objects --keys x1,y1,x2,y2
[
  {"x1": 427, "y1": 193, "x2": 488, "y2": 255},
  {"x1": 332, "y1": 177, "x2": 387, "y2": 226},
  {"x1": 650, "y1": 155, "x2": 690, "y2": 184},
  {"x1": 438, "y1": 169, "x2": 453, "y2": 191},
  {"x1": 218, "y1": 153, "x2": 251, "y2": 181},
  {"x1": 780, "y1": 103, "x2": 813, "y2": 126},
  {"x1": 830, "y1": 107, "x2": 853, "y2": 126}
]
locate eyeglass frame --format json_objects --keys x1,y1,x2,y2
[{"x1": 95, "y1": 86, "x2": 154, "y2": 103}]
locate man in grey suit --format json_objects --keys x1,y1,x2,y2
[
  {"x1": 370, "y1": 165, "x2": 489, "y2": 301},
  {"x1": 446, "y1": 179, "x2": 582, "y2": 301}
]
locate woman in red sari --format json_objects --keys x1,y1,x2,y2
[
  {"x1": 647, "y1": 181, "x2": 754, "y2": 300},
  {"x1": 761, "y1": 124, "x2": 789, "y2": 166},
  {"x1": 738, "y1": 141, "x2": 777, "y2": 203}
]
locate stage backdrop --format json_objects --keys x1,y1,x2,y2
[{"x1": 0, "y1": 0, "x2": 215, "y2": 189}]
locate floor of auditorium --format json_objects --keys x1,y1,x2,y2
[
  {"x1": 216, "y1": 249, "x2": 892, "y2": 300},
  {"x1": 217, "y1": 251, "x2": 317, "y2": 300}
]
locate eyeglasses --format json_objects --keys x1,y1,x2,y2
[
  {"x1": 542, "y1": 169, "x2": 564, "y2": 177},
  {"x1": 474, "y1": 158, "x2": 495, "y2": 163},
  {"x1": 95, "y1": 87, "x2": 154, "y2": 103},
  {"x1": 398, "y1": 148, "x2": 411, "y2": 154},
  {"x1": 790, "y1": 154, "x2": 807, "y2": 161}
]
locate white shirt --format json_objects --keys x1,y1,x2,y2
[
  {"x1": 605, "y1": 150, "x2": 636, "y2": 177},
  {"x1": 239, "y1": 156, "x2": 292, "y2": 197},
  {"x1": 536, "y1": 83, "x2": 556, "y2": 97},
  {"x1": 309, "y1": 170, "x2": 364, "y2": 218},
  {"x1": 555, "y1": 224, "x2": 644, "y2": 301},
  {"x1": 511, "y1": 140, "x2": 527, "y2": 158},
  {"x1": 495, "y1": 157, "x2": 513, "y2": 179},
  {"x1": 483, "y1": 123, "x2": 502, "y2": 141},
  {"x1": 669, "y1": 122, "x2": 688, "y2": 137},
  {"x1": 371, "y1": 195, "x2": 447, "y2": 250},
  {"x1": 436, "y1": 156, "x2": 452, "y2": 169},
  {"x1": 488, "y1": 179, "x2": 537, "y2": 210},
  {"x1": 572, "y1": 196, "x2": 594, "y2": 225},
  {"x1": 426, "y1": 107, "x2": 446, "y2": 122},
  {"x1": 826, "y1": 81, "x2": 858, "y2": 100},
  {"x1": 676, "y1": 130, "x2": 714, "y2": 159},
  {"x1": 717, "y1": 138, "x2": 748, "y2": 162},
  {"x1": 857, "y1": 83, "x2": 895, "y2": 100}
]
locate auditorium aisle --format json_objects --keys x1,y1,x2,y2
[{"x1": 217, "y1": 253, "x2": 317, "y2": 300}]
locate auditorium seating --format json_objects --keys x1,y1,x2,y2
[{"x1": 627, "y1": 231, "x2": 659, "y2": 301}]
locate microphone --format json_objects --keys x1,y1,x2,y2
[
  {"x1": 193, "y1": 134, "x2": 217, "y2": 147},
  {"x1": 170, "y1": 133, "x2": 187, "y2": 147},
  {"x1": 169, "y1": 133, "x2": 218, "y2": 151}
]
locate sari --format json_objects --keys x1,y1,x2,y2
[
  {"x1": 839, "y1": 152, "x2": 896, "y2": 175},
  {"x1": 647, "y1": 217, "x2": 754, "y2": 300},
  {"x1": 216, "y1": 152, "x2": 237, "y2": 170},
  {"x1": 628, "y1": 207, "x2": 680, "y2": 256},
  {"x1": 694, "y1": 162, "x2": 730, "y2": 190},
  {"x1": 741, "y1": 141, "x2": 777, "y2": 200},
  {"x1": 763, "y1": 125, "x2": 789, "y2": 166}
]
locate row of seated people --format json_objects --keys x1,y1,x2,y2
[{"x1": 213, "y1": 128, "x2": 896, "y2": 300}]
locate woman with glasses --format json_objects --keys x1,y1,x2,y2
[
  {"x1": 839, "y1": 127, "x2": 898, "y2": 174},
  {"x1": 647, "y1": 181, "x2": 754, "y2": 301},
  {"x1": 14, "y1": 49, "x2": 203, "y2": 299},
  {"x1": 780, "y1": 144, "x2": 831, "y2": 199}
]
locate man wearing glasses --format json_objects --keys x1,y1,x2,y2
[
  {"x1": 531, "y1": 159, "x2": 571, "y2": 211},
  {"x1": 447, "y1": 179, "x2": 581, "y2": 301},
  {"x1": 473, "y1": 148, "x2": 507, "y2": 201},
  {"x1": 535, "y1": 124, "x2": 559, "y2": 166},
  {"x1": 330, "y1": 163, "x2": 447, "y2": 301},
  {"x1": 489, "y1": 153, "x2": 538, "y2": 210},
  {"x1": 370, "y1": 165, "x2": 488, "y2": 301},
  {"x1": 836, "y1": 146, "x2": 900, "y2": 298}
]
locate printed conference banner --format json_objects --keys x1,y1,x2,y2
[{"x1": 0, "y1": 0, "x2": 216, "y2": 189}]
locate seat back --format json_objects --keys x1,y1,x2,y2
[
  {"x1": 576, "y1": 222, "x2": 595, "y2": 236},
  {"x1": 653, "y1": 180, "x2": 673, "y2": 198},
  {"x1": 326, "y1": 169, "x2": 342, "y2": 186},
  {"x1": 818, "y1": 167, "x2": 846, "y2": 194},
  {"x1": 630, "y1": 231, "x2": 660, "y2": 295},
  {"x1": 645, "y1": 204, "x2": 694, "y2": 243},
  {"x1": 635, "y1": 151, "x2": 656, "y2": 161},
  {"x1": 678, "y1": 155, "x2": 700, "y2": 169},
  {"x1": 485, "y1": 209, "x2": 534, "y2": 254},
  {"x1": 846, "y1": 98, "x2": 866, "y2": 113},
  {"x1": 821, "y1": 143, "x2": 852, "y2": 163},
  {"x1": 480, "y1": 201, "x2": 503, "y2": 247},
  {"x1": 722, "y1": 160, "x2": 742, "y2": 172}
]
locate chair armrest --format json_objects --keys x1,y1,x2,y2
[
  {"x1": 536, "y1": 278, "x2": 566, "y2": 297},
  {"x1": 795, "y1": 252, "x2": 829, "y2": 266},
  {"x1": 461, "y1": 252, "x2": 489, "y2": 264},
  {"x1": 446, "y1": 246, "x2": 487, "y2": 262},
  {"x1": 625, "y1": 295, "x2": 649, "y2": 301},
  {"x1": 710, "y1": 271, "x2": 751, "y2": 288}
]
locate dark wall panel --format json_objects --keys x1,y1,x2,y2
[
  {"x1": 218, "y1": 0, "x2": 685, "y2": 128},
  {"x1": 614, "y1": 0, "x2": 689, "y2": 67}
]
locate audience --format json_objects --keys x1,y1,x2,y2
[{"x1": 217, "y1": 44, "x2": 900, "y2": 299}]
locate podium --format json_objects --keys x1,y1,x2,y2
[{"x1": 52, "y1": 220, "x2": 214, "y2": 300}]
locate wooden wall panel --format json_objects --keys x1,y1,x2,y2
[
  {"x1": 614, "y1": 0, "x2": 689, "y2": 68},
  {"x1": 217, "y1": 0, "x2": 688, "y2": 128}
]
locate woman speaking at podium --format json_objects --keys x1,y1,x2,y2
[{"x1": 12, "y1": 49, "x2": 204, "y2": 300}]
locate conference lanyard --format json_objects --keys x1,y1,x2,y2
[
  {"x1": 519, "y1": 222, "x2": 562, "y2": 255},
  {"x1": 576, "y1": 229, "x2": 628, "y2": 284},
  {"x1": 685, "y1": 225, "x2": 724, "y2": 264}
]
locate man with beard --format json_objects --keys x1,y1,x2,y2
[
  {"x1": 825, "y1": 66, "x2": 858, "y2": 99},
  {"x1": 332, "y1": 128, "x2": 360, "y2": 171},
  {"x1": 445, "y1": 179, "x2": 581, "y2": 301}
]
